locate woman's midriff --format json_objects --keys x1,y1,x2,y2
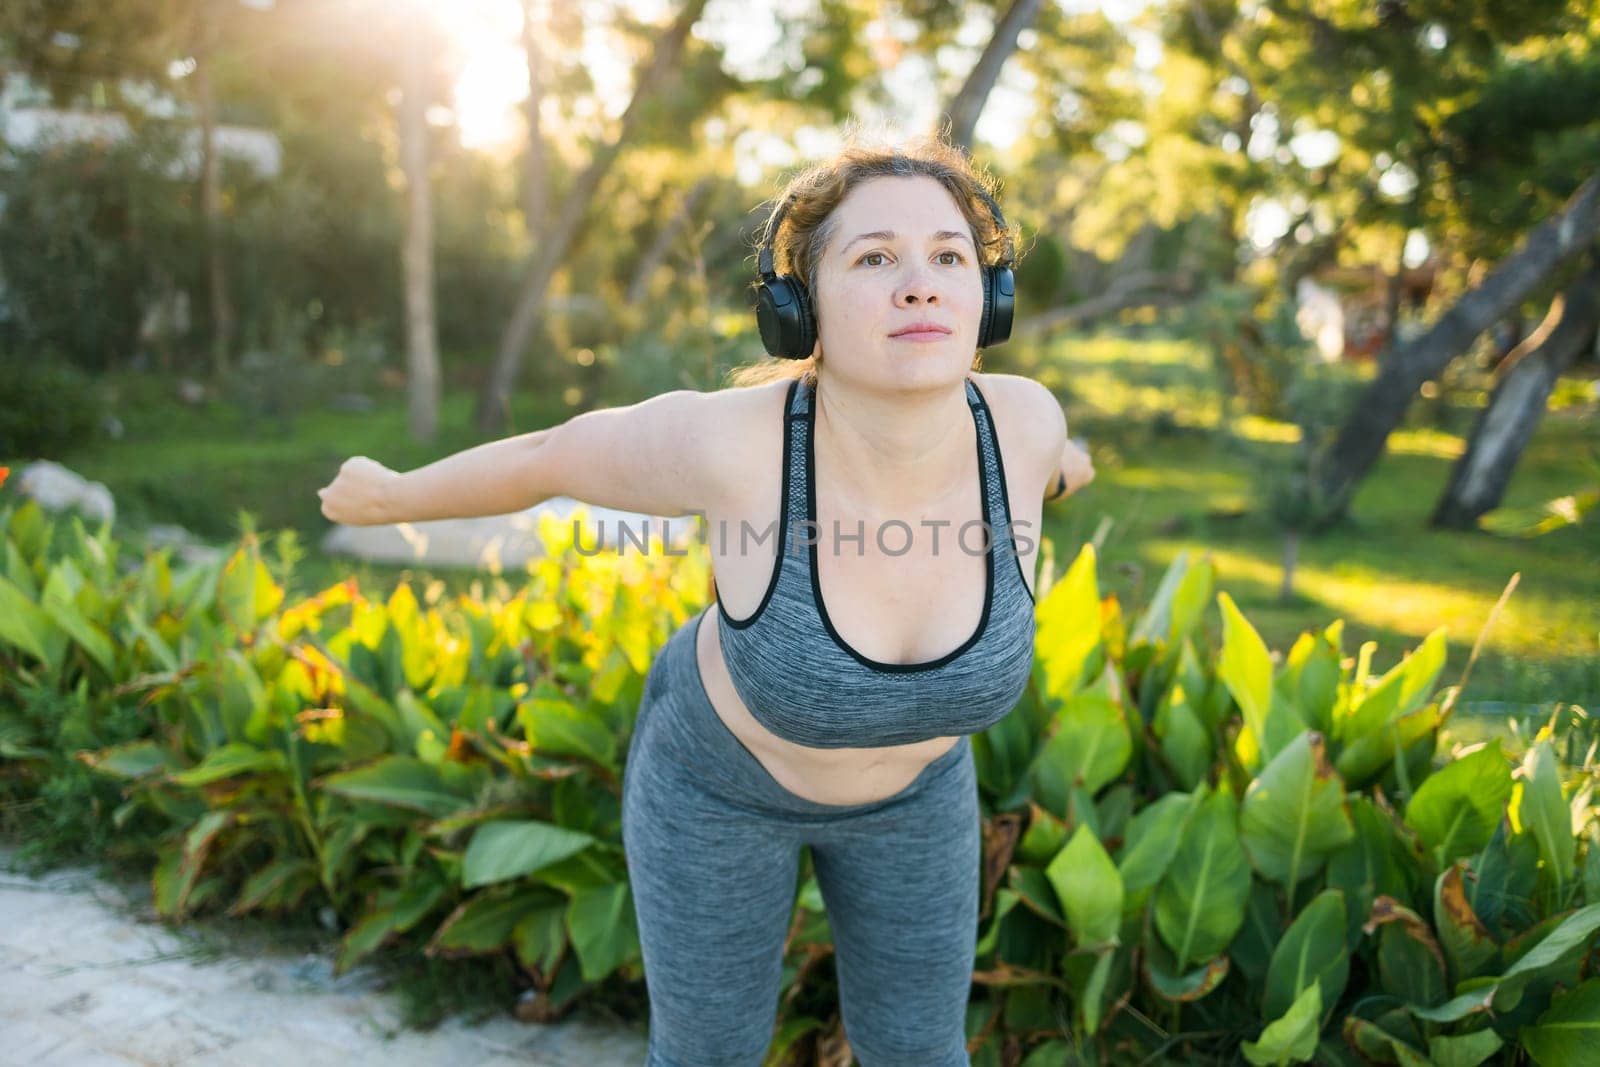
[{"x1": 692, "y1": 607, "x2": 960, "y2": 807}]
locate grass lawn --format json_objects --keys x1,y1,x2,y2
[
  {"x1": 23, "y1": 332, "x2": 1600, "y2": 714},
  {"x1": 1016, "y1": 333, "x2": 1600, "y2": 713}
]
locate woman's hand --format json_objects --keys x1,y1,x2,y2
[
  {"x1": 318, "y1": 457, "x2": 399, "y2": 526},
  {"x1": 1046, "y1": 437, "x2": 1095, "y2": 502}
]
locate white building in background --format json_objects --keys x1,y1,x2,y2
[
  {"x1": 1295, "y1": 277, "x2": 1346, "y2": 362},
  {"x1": 0, "y1": 73, "x2": 283, "y2": 181},
  {"x1": 0, "y1": 61, "x2": 283, "y2": 342}
]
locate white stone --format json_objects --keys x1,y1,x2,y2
[
  {"x1": 320, "y1": 496, "x2": 702, "y2": 570},
  {"x1": 14, "y1": 460, "x2": 116, "y2": 524}
]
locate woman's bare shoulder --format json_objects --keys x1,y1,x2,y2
[
  {"x1": 696, "y1": 376, "x2": 799, "y2": 498},
  {"x1": 969, "y1": 371, "x2": 1068, "y2": 490}
]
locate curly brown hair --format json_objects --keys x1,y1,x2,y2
[{"x1": 724, "y1": 126, "x2": 1021, "y2": 391}]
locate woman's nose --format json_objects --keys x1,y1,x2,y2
[{"x1": 895, "y1": 268, "x2": 941, "y2": 306}]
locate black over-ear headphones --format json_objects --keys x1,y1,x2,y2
[{"x1": 753, "y1": 183, "x2": 1017, "y2": 360}]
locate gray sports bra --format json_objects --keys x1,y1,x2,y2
[{"x1": 713, "y1": 374, "x2": 1037, "y2": 748}]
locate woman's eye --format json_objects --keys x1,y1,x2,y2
[{"x1": 858, "y1": 250, "x2": 964, "y2": 267}]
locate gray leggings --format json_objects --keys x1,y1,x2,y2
[{"x1": 621, "y1": 607, "x2": 979, "y2": 1067}]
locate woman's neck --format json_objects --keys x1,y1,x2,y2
[{"x1": 811, "y1": 373, "x2": 975, "y2": 516}]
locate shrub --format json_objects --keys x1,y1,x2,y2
[
  {"x1": 0, "y1": 354, "x2": 109, "y2": 457},
  {"x1": 0, "y1": 487, "x2": 1595, "y2": 1064}
]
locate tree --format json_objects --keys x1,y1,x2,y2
[
  {"x1": 397, "y1": 9, "x2": 441, "y2": 443},
  {"x1": 938, "y1": 0, "x2": 1045, "y2": 151},
  {"x1": 1308, "y1": 175, "x2": 1600, "y2": 528},
  {"x1": 475, "y1": 0, "x2": 712, "y2": 433},
  {"x1": 190, "y1": 0, "x2": 232, "y2": 376},
  {"x1": 1429, "y1": 256, "x2": 1600, "y2": 529}
]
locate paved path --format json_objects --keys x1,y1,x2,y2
[{"x1": 0, "y1": 843, "x2": 649, "y2": 1066}]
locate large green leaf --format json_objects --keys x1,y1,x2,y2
[
  {"x1": 567, "y1": 881, "x2": 640, "y2": 981},
  {"x1": 1468, "y1": 820, "x2": 1538, "y2": 936},
  {"x1": 1009, "y1": 865, "x2": 1065, "y2": 927},
  {"x1": 1366, "y1": 897, "x2": 1448, "y2": 1008},
  {"x1": 1240, "y1": 732, "x2": 1355, "y2": 893},
  {"x1": 89, "y1": 740, "x2": 182, "y2": 780},
  {"x1": 1154, "y1": 789, "x2": 1252, "y2": 969},
  {"x1": 1410, "y1": 907, "x2": 1590, "y2": 1024},
  {"x1": 1241, "y1": 984, "x2": 1321, "y2": 1066},
  {"x1": 1343, "y1": 1017, "x2": 1430, "y2": 1067},
  {"x1": 318, "y1": 755, "x2": 481, "y2": 817},
  {"x1": 0, "y1": 571, "x2": 60, "y2": 666},
  {"x1": 1433, "y1": 863, "x2": 1500, "y2": 982},
  {"x1": 1426, "y1": 1029, "x2": 1503, "y2": 1067},
  {"x1": 1493, "y1": 902, "x2": 1600, "y2": 1012},
  {"x1": 1279, "y1": 628, "x2": 1341, "y2": 737},
  {"x1": 1327, "y1": 796, "x2": 1408, "y2": 944},
  {"x1": 337, "y1": 873, "x2": 451, "y2": 973},
  {"x1": 1141, "y1": 927, "x2": 1230, "y2": 1003},
  {"x1": 1521, "y1": 979, "x2": 1600, "y2": 1066},
  {"x1": 511, "y1": 904, "x2": 568, "y2": 976},
  {"x1": 1335, "y1": 703, "x2": 1442, "y2": 788},
  {"x1": 1153, "y1": 682, "x2": 1212, "y2": 790},
  {"x1": 1218, "y1": 591, "x2": 1274, "y2": 759},
  {"x1": 1337, "y1": 628, "x2": 1446, "y2": 742},
  {"x1": 1129, "y1": 549, "x2": 1213, "y2": 652},
  {"x1": 1031, "y1": 678, "x2": 1131, "y2": 814},
  {"x1": 170, "y1": 742, "x2": 287, "y2": 786},
  {"x1": 1117, "y1": 792, "x2": 1195, "y2": 894},
  {"x1": 1231, "y1": 880, "x2": 1284, "y2": 989},
  {"x1": 462, "y1": 819, "x2": 598, "y2": 889},
  {"x1": 216, "y1": 539, "x2": 285, "y2": 630},
  {"x1": 1048, "y1": 824, "x2": 1123, "y2": 949},
  {"x1": 1035, "y1": 544, "x2": 1101, "y2": 699},
  {"x1": 518, "y1": 692, "x2": 617, "y2": 768},
  {"x1": 429, "y1": 889, "x2": 559, "y2": 957},
  {"x1": 41, "y1": 565, "x2": 115, "y2": 676},
  {"x1": 1516, "y1": 738, "x2": 1575, "y2": 901},
  {"x1": 1263, "y1": 889, "x2": 1348, "y2": 1021},
  {"x1": 1015, "y1": 802, "x2": 1069, "y2": 866},
  {"x1": 1404, "y1": 743, "x2": 1512, "y2": 866}
]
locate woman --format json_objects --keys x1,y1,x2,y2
[{"x1": 318, "y1": 132, "x2": 1094, "y2": 1067}]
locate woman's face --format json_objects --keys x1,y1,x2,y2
[{"x1": 809, "y1": 175, "x2": 985, "y2": 388}]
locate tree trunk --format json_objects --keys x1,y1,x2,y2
[
  {"x1": 624, "y1": 177, "x2": 713, "y2": 305},
  {"x1": 400, "y1": 28, "x2": 440, "y2": 443},
  {"x1": 520, "y1": 0, "x2": 547, "y2": 238},
  {"x1": 940, "y1": 0, "x2": 1044, "y2": 151},
  {"x1": 1015, "y1": 271, "x2": 1194, "y2": 338},
  {"x1": 194, "y1": 9, "x2": 231, "y2": 378},
  {"x1": 475, "y1": 0, "x2": 710, "y2": 433},
  {"x1": 1308, "y1": 173, "x2": 1600, "y2": 529},
  {"x1": 1429, "y1": 260, "x2": 1600, "y2": 529}
]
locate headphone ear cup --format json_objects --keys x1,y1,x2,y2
[
  {"x1": 978, "y1": 267, "x2": 996, "y2": 349},
  {"x1": 756, "y1": 276, "x2": 807, "y2": 359},
  {"x1": 792, "y1": 279, "x2": 817, "y2": 360},
  {"x1": 980, "y1": 265, "x2": 1015, "y2": 349}
]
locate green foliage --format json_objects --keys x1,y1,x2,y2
[
  {"x1": 0, "y1": 354, "x2": 111, "y2": 458},
  {"x1": 2, "y1": 488, "x2": 1598, "y2": 1060},
  {"x1": 1480, "y1": 449, "x2": 1600, "y2": 539},
  {"x1": 965, "y1": 540, "x2": 1599, "y2": 1062},
  {"x1": 0, "y1": 132, "x2": 199, "y2": 373}
]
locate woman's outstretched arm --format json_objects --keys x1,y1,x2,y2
[
  {"x1": 1045, "y1": 436, "x2": 1095, "y2": 503},
  {"x1": 317, "y1": 389, "x2": 726, "y2": 526}
]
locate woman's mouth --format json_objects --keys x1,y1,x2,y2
[{"x1": 889, "y1": 326, "x2": 947, "y2": 342}]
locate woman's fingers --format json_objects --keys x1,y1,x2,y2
[{"x1": 318, "y1": 458, "x2": 396, "y2": 525}]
